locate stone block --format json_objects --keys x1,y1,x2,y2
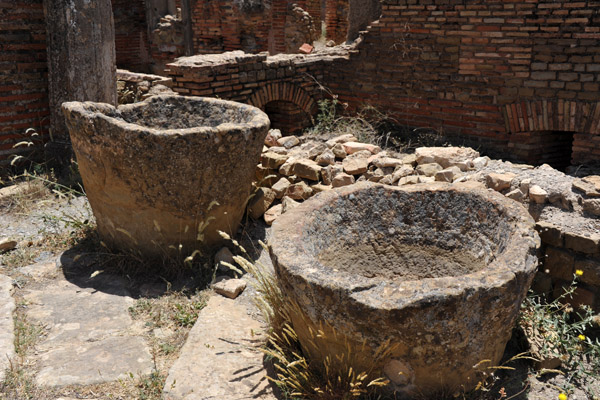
[
  {"x1": 535, "y1": 221, "x2": 564, "y2": 247},
  {"x1": 564, "y1": 232, "x2": 600, "y2": 254}
]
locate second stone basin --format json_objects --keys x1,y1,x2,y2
[{"x1": 269, "y1": 182, "x2": 539, "y2": 397}]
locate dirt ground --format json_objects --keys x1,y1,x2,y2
[{"x1": 0, "y1": 179, "x2": 598, "y2": 400}]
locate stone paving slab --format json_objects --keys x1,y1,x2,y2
[
  {"x1": 0, "y1": 274, "x2": 15, "y2": 382},
  {"x1": 23, "y1": 276, "x2": 153, "y2": 387},
  {"x1": 163, "y1": 294, "x2": 277, "y2": 400}
]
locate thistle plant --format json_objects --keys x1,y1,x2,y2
[{"x1": 520, "y1": 270, "x2": 600, "y2": 397}]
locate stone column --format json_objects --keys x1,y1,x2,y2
[{"x1": 43, "y1": 0, "x2": 117, "y2": 167}]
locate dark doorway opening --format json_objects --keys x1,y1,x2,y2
[
  {"x1": 264, "y1": 100, "x2": 312, "y2": 135},
  {"x1": 508, "y1": 130, "x2": 575, "y2": 171}
]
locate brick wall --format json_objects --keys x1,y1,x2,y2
[
  {"x1": 189, "y1": 0, "x2": 324, "y2": 56},
  {"x1": 0, "y1": 0, "x2": 49, "y2": 171},
  {"x1": 112, "y1": 0, "x2": 150, "y2": 72},
  {"x1": 324, "y1": 0, "x2": 600, "y2": 165},
  {"x1": 166, "y1": 51, "x2": 338, "y2": 132},
  {"x1": 325, "y1": 0, "x2": 348, "y2": 43}
]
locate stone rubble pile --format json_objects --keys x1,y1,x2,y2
[
  {"x1": 250, "y1": 130, "x2": 552, "y2": 225},
  {"x1": 244, "y1": 130, "x2": 600, "y2": 310}
]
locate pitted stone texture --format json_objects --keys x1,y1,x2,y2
[
  {"x1": 269, "y1": 182, "x2": 539, "y2": 397},
  {"x1": 0, "y1": 274, "x2": 15, "y2": 382},
  {"x1": 62, "y1": 95, "x2": 269, "y2": 259},
  {"x1": 24, "y1": 277, "x2": 152, "y2": 387},
  {"x1": 163, "y1": 295, "x2": 275, "y2": 399}
]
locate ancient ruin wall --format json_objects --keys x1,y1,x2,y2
[
  {"x1": 112, "y1": 0, "x2": 150, "y2": 72},
  {"x1": 325, "y1": 0, "x2": 600, "y2": 165},
  {"x1": 325, "y1": 0, "x2": 348, "y2": 44},
  {"x1": 0, "y1": 0, "x2": 50, "y2": 169}
]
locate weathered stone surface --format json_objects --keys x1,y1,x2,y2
[
  {"x1": 583, "y1": 198, "x2": 600, "y2": 216},
  {"x1": 215, "y1": 247, "x2": 235, "y2": 272},
  {"x1": 18, "y1": 261, "x2": 60, "y2": 280},
  {"x1": 282, "y1": 196, "x2": 300, "y2": 213},
  {"x1": 277, "y1": 136, "x2": 300, "y2": 149},
  {"x1": 278, "y1": 159, "x2": 296, "y2": 176},
  {"x1": 307, "y1": 142, "x2": 328, "y2": 160},
  {"x1": 326, "y1": 134, "x2": 357, "y2": 148},
  {"x1": 529, "y1": 185, "x2": 548, "y2": 204},
  {"x1": 398, "y1": 176, "x2": 420, "y2": 185},
  {"x1": 415, "y1": 147, "x2": 479, "y2": 169},
  {"x1": 472, "y1": 156, "x2": 489, "y2": 169},
  {"x1": 248, "y1": 188, "x2": 276, "y2": 220},
  {"x1": 402, "y1": 154, "x2": 417, "y2": 166},
  {"x1": 261, "y1": 152, "x2": 288, "y2": 169},
  {"x1": 535, "y1": 221, "x2": 564, "y2": 247},
  {"x1": 311, "y1": 183, "x2": 332, "y2": 193},
  {"x1": 264, "y1": 204, "x2": 283, "y2": 226},
  {"x1": 343, "y1": 141, "x2": 381, "y2": 155},
  {"x1": 25, "y1": 277, "x2": 152, "y2": 386},
  {"x1": 0, "y1": 274, "x2": 14, "y2": 382},
  {"x1": 212, "y1": 277, "x2": 247, "y2": 299},
  {"x1": 285, "y1": 182, "x2": 313, "y2": 200},
  {"x1": 572, "y1": 175, "x2": 600, "y2": 198},
  {"x1": 373, "y1": 157, "x2": 403, "y2": 169},
  {"x1": 520, "y1": 178, "x2": 531, "y2": 196},
  {"x1": 564, "y1": 232, "x2": 600, "y2": 254},
  {"x1": 342, "y1": 152, "x2": 370, "y2": 175},
  {"x1": 269, "y1": 182, "x2": 538, "y2": 397},
  {"x1": 332, "y1": 143, "x2": 347, "y2": 159},
  {"x1": 392, "y1": 165, "x2": 414, "y2": 183},
  {"x1": 486, "y1": 173, "x2": 516, "y2": 192},
  {"x1": 416, "y1": 163, "x2": 443, "y2": 177},
  {"x1": 315, "y1": 149, "x2": 336, "y2": 166},
  {"x1": 63, "y1": 96, "x2": 269, "y2": 259},
  {"x1": 293, "y1": 159, "x2": 322, "y2": 181},
  {"x1": 264, "y1": 129, "x2": 282, "y2": 147},
  {"x1": 271, "y1": 178, "x2": 291, "y2": 199},
  {"x1": 332, "y1": 173, "x2": 355, "y2": 188},
  {"x1": 321, "y1": 164, "x2": 344, "y2": 185},
  {"x1": 506, "y1": 189, "x2": 525, "y2": 202},
  {"x1": 45, "y1": 0, "x2": 117, "y2": 147},
  {"x1": 163, "y1": 295, "x2": 274, "y2": 399},
  {"x1": 435, "y1": 166, "x2": 462, "y2": 183}
]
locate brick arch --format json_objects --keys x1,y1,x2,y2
[
  {"x1": 248, "y1": 82, "x2": 318, "y2": 117},
  {"x1": 502, "y1": 100, "x2": 600, "y2": 135}
]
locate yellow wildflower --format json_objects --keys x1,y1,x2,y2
[
  {"x1": 559, "y1": 393, "x2": 568, "y2": 400},
  {"x1": 575, "y1": 269, "x2": 583, "y2": 276},
  {"x1": 578, "y1": 334, "x2": 586, "y2": 341}
]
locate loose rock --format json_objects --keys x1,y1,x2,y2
[
  {"x1": 285, "y1": 182, "x2": 313, "y2": 200},
  {"x1": 247, "y1": 188, "x2": 276, "y2": 219},
  {"x1": 277, "y1": 136, "x2": 300, "y2": 149},
  {"x1": 293, "y1": 159, "x2": 322, "y2": 181},
  {"x1": 212, "y1": 277, "x2": 247, "y2": 299},
  {"x1": 486, "y1": 172, "x2": 516, "y2": 192},
  {"x1": 529, "y1": 185, "x2": 548, "y2": 204},
  {"x1": 264, "y1": 204, "x2": 283, "y2": 226}
]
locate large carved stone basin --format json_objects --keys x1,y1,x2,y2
[
  {"x1": 269, "y1": 182, "x2": 539, "y2": 397},
  {"x1": 62, "y1": 95, "x2": 269, "y2": 259}
]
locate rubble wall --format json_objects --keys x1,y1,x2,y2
[{"x1": 0, "y1": 0, "x2": 49, "y2": 170}]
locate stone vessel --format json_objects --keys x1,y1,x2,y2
[
  {"x1": 63, "y1": 95, "x2": 269, "y2": 259},
  {"x1": 269, "y1": 182, "x2": 539, "y2": 397}
]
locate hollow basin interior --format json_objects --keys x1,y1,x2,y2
[
  {"x1": 305, "y1": 187, "x2": 513, "y2": 281},
  {"x1": 116, "y1": 96, "x2": 256, "y2": 130}
]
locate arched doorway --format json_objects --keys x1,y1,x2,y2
[{"x1": 265, "y1": 100, "x2": 312, "y2": 135}]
